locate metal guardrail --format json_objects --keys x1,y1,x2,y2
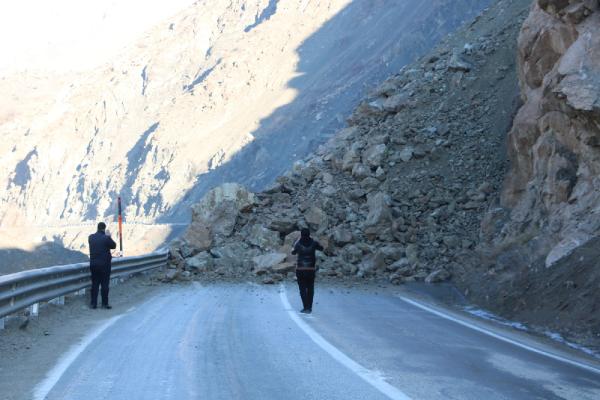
[{"x1": 0, "y1": 251, "x2": 168, "y2": 320}]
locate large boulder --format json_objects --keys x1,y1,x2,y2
[
  {"x1": 283, "y1": 231, "x2": 300, "y2": 250},
  {"x1": 399, "y1": 146, "x2": 414, "y2": 162},
  {"x1": 352, "y1": 164, "x2": 371, "y2": 179},
  {"x1": 169, "y1": 239, "x2": 194, "y2": 258},
  {"x1": 364, "y1": 192, "x2": 392, "y2": 227},
  {"x1": 184, "y1": 183, "x2": 256, "y2": 249},
  {"x1": 341, "y1": 244, "x2": 363, "y2": 264},
  {"x1": 304, "y1": 206, "x2": 329, "y2": 232},
  {"x1": 185, "y1": 251, "x2": 214, "y2": 271},
  {"x1": 162, "y1": 269, "x2": 180, "y2": 282},
  {"x1": 447, "y1": 50, "x2": 473, "y2": 72},
  {"x1": 267, "y1": 216, "x2": 297, "y2": 235},
  {"x1": 272, "y1": 192, "x2": 291, "y2": 204},
  {"x1": 387, "y1": 258, "x2": 413, "y2": 274},
  {"x1": 183, "y1": 224, "x2": 212, "y2": 252},
  {"x1": 332, "y1": 226, "x2": 353, "y2": 246},
  {"x1": 362, "y1": 144, "x2": 387, "y2": 168},
  {"x1": 253, "y1": 252, "x2": 287, "y2": 272},
  {"x1": 192, "y1": 183, "x2": 256, "y2": 220},
  {"x1": 341, "y1": 149, "x2": 360, "y2": 171},
  {"x1": 544, "y1": 233, "x2": 592, "y2": 268},
  {"x1": 379, "y1": 245, "x2": 405, "y2": 263},
  {"x1": 382, "y1": 92, "x2": 411, "y2": 113},
  {"x1": 405, "y1": 244, "x2": 420, "y2": 265},
  {"x1": 247, "y1": 225, "x2": 281, "y2": 250},
  {"x1": 425, "y1": 269, "x2": 451, "y2": 283},
  {"x1": 358, "y1": 251, "x2": 386, "y2": 277},
  {"x1": 210, "y1": 242, "x2": 257, "y2": 271}
]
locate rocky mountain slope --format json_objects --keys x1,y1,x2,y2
[
  {"x1": 169, "y1": 0, "x2": 528, "y2": 310},
  {"x1": 0, "y1": 0, "x2": 491, "y2": 262},
  {"x1": 170, "y1": 0, "x2": 600, "y2": 349}
]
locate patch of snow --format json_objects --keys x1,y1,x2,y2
[
  {"x1": 465, "y1": 306, "x2": 600, "y2": 359},
  {"x1": 464, "y1": 306, "x2": 529, "y2": 331},
  {"x1": 543, "y1": 331, "x2": 599, "y2": 358}
]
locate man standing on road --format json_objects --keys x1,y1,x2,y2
[
  {"x1": 292, "y1": 228, "x2": 324, "y2": 314},
  {"x1": 88, "y1": 222, "x2": 117, "y2": 309}
]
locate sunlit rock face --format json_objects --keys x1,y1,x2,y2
[{"x1": 0, "y1": 0, "x2": 490, "y2": 252}]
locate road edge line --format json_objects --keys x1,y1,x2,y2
[
  {"x1": 397, "y1": 295, "x2": 600, "y2": 376},
  {"x1": 33, "y1": 314, "x2": 125, "y2": 400},
  {"x1": 279, "y1": 284, "x2": 412, "y2": 400}
]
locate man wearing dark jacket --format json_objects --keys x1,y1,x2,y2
[
  {"x1": 292, "y1": 228, "x2": 324, "y2": 314},
  {"x1": 88, "y1": 222, "x2": 117, "y2": 309}
]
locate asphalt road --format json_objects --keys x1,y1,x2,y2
[{"x1": 34, "y1": 283, "x2": 600, "y2": 400}]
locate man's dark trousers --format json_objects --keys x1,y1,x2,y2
[
  {"x1": 296, "y1": 270, "x2": 315, "y2": 310},
  {"x1": 90, "y1": 265, "x2": 110, "y2": 307}
]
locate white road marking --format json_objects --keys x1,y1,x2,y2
[
  {"x1": 33, "y1": 315, "x2": 124, "y2": 400},
  {"x1": 279, "y1": 285, "x2": 412, "y2": 400},
  {"x1": 397, "y1": 296, "x2": 600, "y2": 376}
]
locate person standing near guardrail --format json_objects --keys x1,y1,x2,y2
[{"x1": 88, "y1": 222, "x2": 117, "y2": 309}]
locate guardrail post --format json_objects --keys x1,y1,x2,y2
[
  {"x1": 0, "y1": 317, "x2": 4, "y2": 330},
  {"x1": 30, "y1": 303, "x2": 39, "y2": 317},
  {"x1": 50, "y1": 296, "x2": 65, "y2": 306},
  {"x1": 10, "y1": 283, "x2": 16, "y2": 307},
  {"x1": 111, "y1": 277, "x2": 125, "y2": 286}
]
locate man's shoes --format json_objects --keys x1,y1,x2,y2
[
  {"x1": 300, "y1": 309, "x2": 308, "y2": 313},
  {"x1": 306, "y1": 308, "x2": 312, "y2": 314},
  {"x1": 101, "y1": 304, "x2": 112, "y2": 309},
  {"x1": 90, "y1": 304, "x2": 97, "y2": 309}
]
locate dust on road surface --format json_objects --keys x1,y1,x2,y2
[{"x1": 3, "y1": 281, "x2": 599, "y2": 400}]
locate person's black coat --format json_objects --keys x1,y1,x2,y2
[
  {"x1": 88, "y1": 231, "x2": 117, "y2": 269},
  {"x1": 292, "y1": 238, "x2": 324, "y2": 270}
]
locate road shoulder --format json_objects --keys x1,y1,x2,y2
[{"x1": 0, "y1": 272, "x2": 168, "y2": 400}]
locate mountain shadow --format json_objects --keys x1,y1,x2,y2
[
  {"x1": 0, "y1": 241, "x2": 88, "y2": 276},
  {"x1": 158, "y1": 0, "x2": 493, "y2": 226}
]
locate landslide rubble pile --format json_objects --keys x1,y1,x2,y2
[{"x1": 168, "y1": 0, "x2": 531, "y2": 285}]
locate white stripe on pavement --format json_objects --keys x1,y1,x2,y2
[
  {"x1": 33, "y1": 314, "x2": 125, "y2": 400},
  {"x1": 397, "y1": 296, "x2": 600, "y2": 376},
  {"x1": 280, "y1": 284, "x2": 412, "y2": 400}
]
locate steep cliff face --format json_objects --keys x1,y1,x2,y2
[
  {"x1": 472, "y1": 0, "x2": 600, "y2": 345},
  {"x1": 484, "y1": 0, "x2": 600, "y2": 266}
]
